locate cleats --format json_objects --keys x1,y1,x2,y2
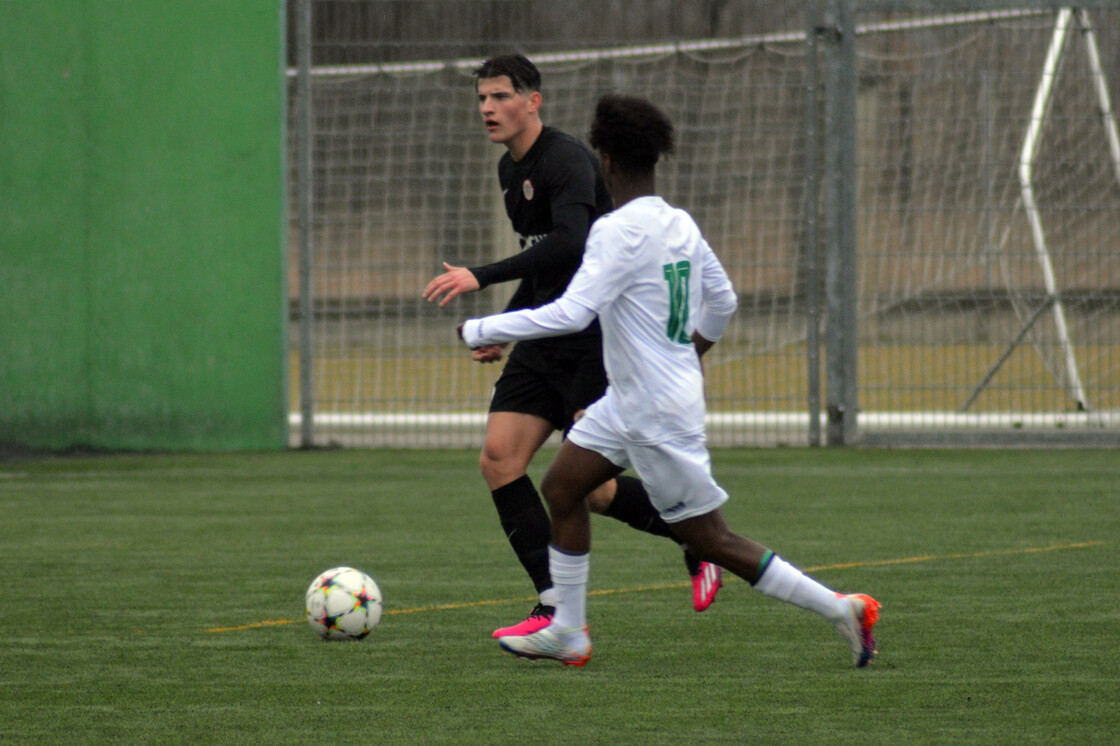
[
  {"x1": 691, "y1": 561, "x2": 723, "y2": 612},
  {"x1": 498, "y1": 624, "x2": 591, "y2": 667},
  {"x1": 492, "y1": 603, "x2": 554, "y2": 639},
  {"x1": 833, "y1": 593, "x2": 881, "y2": 667}
]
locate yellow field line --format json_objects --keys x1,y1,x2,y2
[{"x1": 205, "y1": 540, "x2": 1102, "y2": 633}]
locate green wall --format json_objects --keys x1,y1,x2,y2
[{"x1": 0, "y1": 1, "x2": 288, "y2": 450}]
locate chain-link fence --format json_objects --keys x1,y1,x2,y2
[{"x1": 289, "y1": 1, "x2": 1120, "y2": 447}]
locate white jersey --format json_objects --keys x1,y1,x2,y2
[{"x1": 462, "y1": 195, "x2": 738, "y2": 443}]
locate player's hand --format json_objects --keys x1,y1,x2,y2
[
  {"x1": 456, "y1": 323, "x2": 505, "y2": 362},
  {"x1": 456, "y1": 324, "x2": 504, "y2": 361},
  {"x1": 691, "y1": 331, "x2": 715, "y2": 359},
  {"x1": 471, "y1": 344, "x2": 507, "y2": 363},
  {"x1": 691, "y1": 332, "x2": 715, "y2": 376},
  {"x1": 423, "y1": 262, "x2": 480, "y2": 306}
]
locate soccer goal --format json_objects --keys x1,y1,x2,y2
[
  {"x1": 288, "y1": 2, "x2": 1120, "y2": 447},
  {"x1": 960, "y1": 8, "x2": 1120, "y2": 414},
  {"x1": 842, "y1": 5, "x2": 1120, "y2": 445}
]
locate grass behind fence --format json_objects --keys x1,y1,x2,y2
[
  {"x1": 290, "y1": 343, "x2": 1120, "y2": 413},
  {"x1": 1, "y1": 448, "x2": 1117, "y2": 744}
]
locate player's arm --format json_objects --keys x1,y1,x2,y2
[
  {"x1": 460, "y1": 220, "x2": 622, "y2": 347},
  {"x1": 692, "y1": 241, "x2": 738, "y2": 360},
  {"x1": 468, "y1": 200, "x2": 593, "y2": 291},
  {"x1": 423, "y1": 199, "x2": 592, "y2": 306},
  {"x1": 499, "y1": 274, "x2": 535, "y2": 314},
  {"x1": 460, "y1": 293, "x2": 597, "y2": 347}
]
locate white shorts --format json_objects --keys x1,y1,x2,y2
[{"x1": 568, "y1": 393, "x2": 729, "y2": 523}]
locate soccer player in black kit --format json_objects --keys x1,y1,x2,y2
[{"x1": 423, "y1": 55, "x2": 721, "y2": 637}]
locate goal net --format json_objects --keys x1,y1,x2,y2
[
  {"x1": 850, "y1": 8, "x2": 1120, "y2": 444},
  {"x1": 288, "y1": 4, "x2": 1120, "y2": 447}
]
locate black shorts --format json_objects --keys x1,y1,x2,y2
[{"x1": 489, "y1": 340, "x2": 608, "y2": 433}]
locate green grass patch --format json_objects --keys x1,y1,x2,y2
[{"x1": 1, "y1": 449, "x2": 1116, "y2": 744}]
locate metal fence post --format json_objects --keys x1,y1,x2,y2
[
  {"x1": 804, "y1": 1, "x2": 824, "y2": 447},
  {"x1": 295, "y1": 0, "x2": 315, "y2": 448},
  {"x1": 823, "y1": 0, "x2": 859, "y2": 445}
]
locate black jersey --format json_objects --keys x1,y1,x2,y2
[{"x1": 471, "y1": 127, "x2": 612, "y2": 347}]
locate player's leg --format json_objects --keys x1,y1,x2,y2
[
  {"x1": 586, "y1": 475, "x2": 722, "y2": 611},
  {"x1": 670, "y1": 511, "x2": 880, "y2": 667},
  {"x1": 567, "y1": 356, "x2": 722, "y2": 610},
  {"x1": 482, "y1": 348, "x2": 572, "y2": 637},
  {"x1": 566, "y1": 359, "x2": 672, "y2": 540},
  {"x1": 480, "y1": 410, "x2": 553, "y2": 489},
  {"x1": 541, "y1": 437, "x2": 622, "y2": 554},
  {"x1": 481, "y1": 410, "x2": 557, "y2": 637},
  {"x1": 641, "y1": 433, "x2": 880, "y2": 667},
  {"x1": 497, "y1": 437, "x2": 618, "y2": 666},
  {"x1": 667, "y1": 510, "x2": 770, "y2": 583}
]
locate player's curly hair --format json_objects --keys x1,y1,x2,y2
[
  {"x1": 588, "y1": 94, "x2": 675, "y2": 174},
  {"x1": 473, "y1": 54, "x2": 541, "y2": 93}
]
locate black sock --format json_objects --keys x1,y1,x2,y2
[
  {"x1": 491, "y1": 475, "x2": 552, "y2": 595},
  {"x1": 603, "y1": 476, "x2": 678, "y2": 539},
  {"x1": 603, "y1": 476, "x2": 702, "y2": 575}
]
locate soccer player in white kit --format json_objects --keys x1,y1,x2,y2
[{"x1": 459, "y1": 94, "x2": 880, "y2": 668}]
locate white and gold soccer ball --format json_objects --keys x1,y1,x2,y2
[{"x1": 305, "y1": 567, "x2": 383, "y2": 641}]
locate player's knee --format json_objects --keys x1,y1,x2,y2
[
  {"x1": 540, "y1": 471, "x2": 581, "y2": 511},
  {"x1": 479, "y1": 446, "x2": 526, "y2": 488},
  {"x1": 478, "y1": 448, "x2": 495, "y2": 477},
  {"x1": 538, "y1": 471, "x2": 560, "y2": 503}
]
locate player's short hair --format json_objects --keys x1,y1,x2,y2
[
  {"x1": 588, "y1": 94, "x2": 675, "y2": 174},
  {"x1": 473, "y1": 55, "x2": 541, "y2": 93}
]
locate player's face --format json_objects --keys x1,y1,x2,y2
[{"x1": 477, "y1": 76, "x2": 540, "y2": 150}]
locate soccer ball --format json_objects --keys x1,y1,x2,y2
[{"x1": 305, "y1": 566, "x2": 383, "y2": 641}]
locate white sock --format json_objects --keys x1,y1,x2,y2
[
  {"x1": 548, "y1": 545, "x2": 589, "y2": 631},
  {"x1": 539, "y1": 588, "x2": 559, "y2": 608},
  {"x1": 753, "y1": 555, "x2": 844, "y2": 622}
]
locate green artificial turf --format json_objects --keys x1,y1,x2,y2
[{"x1": 1, "y1": 448, "x2": 1116, "y2": 744}]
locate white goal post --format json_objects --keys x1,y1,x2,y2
[{"x1": 993, "y1": 7, "x2": 1120, "y2": 413}]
